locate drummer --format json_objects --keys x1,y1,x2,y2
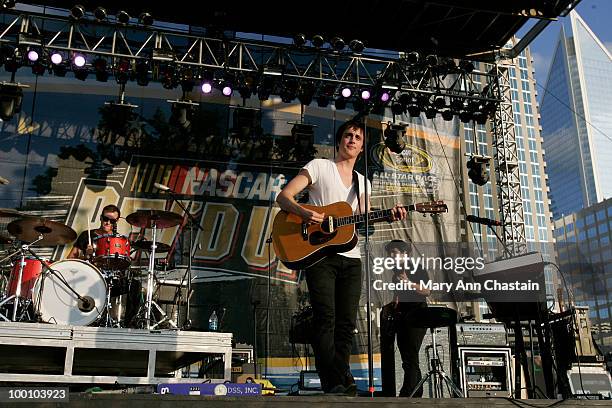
[{"x1": 68, "y1": 204, "x2": 120, "y2": 260}]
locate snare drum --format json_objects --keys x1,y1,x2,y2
[
  {"x1": 33, "y1": 259, "x2": 107, "y2": 326},
  {"x1": 7, "y1": 257, "x2": 48, "y2": 299},
  {"x1": 93, "y1": 234, "x2": 131, "y2": 270}
]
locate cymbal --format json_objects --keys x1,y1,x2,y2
[
  {"x1": 7, "y1": 217, "x2": 77, "y2": 246},
  {"x1": 131, "y1": 240, "x2": 171, "y2": 253},
  {"x1": 125, "y1": 210, "x2": 183, "y2": 229},
  {"x1": 0, "y1": 208, "x2": 24, "y2": 218}
]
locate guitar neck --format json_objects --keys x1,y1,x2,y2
[{"x1": 335, "y1": 205, "x2": 415, "y2": 227}]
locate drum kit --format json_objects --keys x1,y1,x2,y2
[{"x1": 0, "y1": 208, "x2": 187, "y2": 330}]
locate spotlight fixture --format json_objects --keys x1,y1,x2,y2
[
  {"x1": 349, "y1": 39, "x2": 364, "y2": 53},
  {"x1": 93, "y1": 57, "x2": 108, "y2": 82},
  {"x1": 27, "y1": 50, "x2": 39, "y2": 62},
  {"x1": 360, "y1": 89, "x2": 371, "y2": 100},
  {"x1": 425, "y1": 54, "x2": 438, "y2": 66},
  {"x1": 0, "y1": 82, "x2": 26, "y2": 120},
  {"x1": 4, "y1": 49, "x2": 21, "y2": 73},
  {"x1": 433, "y1": 96, "x2": 446, "y2": 109},
  {"x1": 391, "y1": 102, "x2": 404, "y2": 116},
  {"x1": 138, "y1": 12, "x2": 154, "y2": 26},
  {"x1": 117, "y1": 10, "x2": 130, "y2": 25},
  {"x1": 280, "y1": 79, "x2": 298, "y2": 103},
  {"x1": 380, "y1": 91, "x2": 390, "y2": 102},
  {"x1": 341, "y1": 87, "x2": 352, "y2": 98},
  {"x1": 169, "y1": 100, "x2": 196, "y2": 131},
  {"x1": 135, "y1": 60, "x2": 149, "y2": 86},
  {"x1": 94, "y1": 6, "x2": 107, "y2": 21},
  {"x1": 441, "y1": 109, "x2": 454, "y2": 121},
  {"x1": 405, "y1": 51, "x2": 419, "y2": 64},
  {"x1": 384, "y1": 123, "x2": 406, "y2": 154},
  {"x1": 222, "y1": 84, "x2": 233, "y2": 96},
  {"x1": 257, "y1": 76, "x2": 274, "y2": 101},
  {"x1": 73, "y1": 54, "x2": 86, "y2": 68},
  {"x1": 180, "y1": 67, "x2": 196, "y2": 92},
  {"x1": 201, "y1": 82, "x2": 212, "y2": 94},
  {"x1": 50, "y1": 52, "x2": 63, "y2": 65},
  {"x1": 330, "y1": 37, "x2": 345, "y2": 51},
  {"x1": 334, "y1": 96, "x2": 346, "y2": 110},
  {"x1": 51, "y1": 62, "x2": 67, "y2": 77},
  {"x1": 425, "y1": 107, "x2": 437, "y2": 119},
  {"x1": 316, "y1": 95, "x2": 329, "y2": 108},
  {"x1": 297, "y1": 81, "x2": 315, "y2": 106},
  {"x1": 1, "y1": 0, "x2": 16, "y2": 9},
  {"x1": 311, "y1": 35, "x2": 324, "y2": 48},
  {"x1": 459, "y1": 60, "x2": 475, "y2": 73},
  {"x1": 293, "y1": 33, "x2": 306, "y2": 47},
  {"x1": 161, "y1": 65, "x2": 177, "y2": 89},
  {"x1": 114, "y1": 59, "x2": 131, "y2": 85},
  {"x1": 70, "y1": 4, "x2": 85, "y2": 20},
  {"x1": 467, "y1": 156, "x2": 490, "y2": 186}
]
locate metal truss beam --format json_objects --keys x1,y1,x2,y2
[
  {"x1": 490, "y1": 64, "x2": 527, "y2": 256},
  {"x1": 0, "y1": 10, "x2": 500, "y2": 104}
]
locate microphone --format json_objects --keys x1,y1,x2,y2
[
  {"x1": 466, "y1": 214, "x2": 504, "y2": 227},
  {"x1": 154, "y1": 182, "x2": 172, "y2": 192},
  {"x1": 77, "y1": 296, "x2": 95, "y2": 313}
]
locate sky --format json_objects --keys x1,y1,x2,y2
[{"x1": 526, "y1": 0, "x2": 612, "y2": 89}]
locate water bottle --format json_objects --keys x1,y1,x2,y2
[{"x1": 208, "y1": 310, "x2": 218, "y2": 331}]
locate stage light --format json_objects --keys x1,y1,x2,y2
[
  {"x1": 257, "y1": 76, "x2": 274, "y2": 101},
  {"x1": 70, "y1": 4, "x2": 85, "y2": 20},
  {"x1": 341, "y1": 87, "x2": 351, "y2": 98},
  {"x1": 425, "y1": 54, "x2": 438, "y2": 66},
  {"x1": 4, "y1": 50, "x2": 21, "y2": 73},
  {"x1": 316, "y1": 95, "x2": 329, "y2": 108},
  {"x1": 117, "y1": 10, "x2": 130, "y2": 25},
  {"x1": 425, "y1": 107, "x2": 437, "y2": 119},
  {"x1": 334, "y1": 96, "x2": 346, "y2": 110},
  {"x1": 331, "y1": 37, "x2": 345, "y2": 51},
  {"x1": 360, "y1": 89, "x2": 371, "y2": 100},
  {"x1": 180, "y1": 67, "x2": 196, "y2": 92},
  {"x1": 1, "y1": 0, "x2": 15, "y2": 9},
  {"x1": 162, "y1": 65, "x2": 177, "y2": 89},
  {"x1": 201, "y1": 82, "x2": 212, "y2": 93},
  {"x1": 298, "y1": 81, "x2": 315, "y2": 106},
  {"x1": 52, "y1": 63, "x2": 66, "y2": 77},
  {"x1": 434, "y1": 96, "x2": 446, "y2": 109},
  {"x1": 26, "y1": 50, "x2": 38, "y2": 62},
  {"x1": 311, "y1": 35, "x2": 324, "y2": 48},
  {"x1": 115, "y1": 59, "x2": 131, "y2": 85},
  {"x1": 31, "y1": 60, "x2": 46, "y2": 76},
  {"x1": 467, "y1": 156, "x2": 490, "y2": 186},
  {"x1": 94, "y1": 7, "x2": 107, "y2": 21},
  {"x1": 405, "y1": 51, "x2": 419, "y2": 64},
  {"x1": 293, "y1": 33, "x2": 306, "y2": 47},
  {"x1": 170, "y1": 101, "x2": 193, "y2": 131},
  {"x1": 391, "y1": 102, "x2": 404, "y2": 116},
  {"x1": 384, "y1": 123, "x2": 406, "y2": 154},
  {"x1": 135, "y1": 60, "x2": 149, "y2": 86},
  {"x1": 459, "y1": 60, "x2": 474, "y2": 73},
  {"x1": 74, "y1": 69, "x2": 88, "y2": 81},
  {"x1": 93, "y1": 58, "x2": 108, "y2": 82},
  {"x1": 50, "y1": 52, "x2": 63, "y2": 65},
  {"x1": 349, "y1": 39, "x2": 364, "y2": 53},
  {"x1": 222, "y1": 85, "x2": 232, "y2": 96},
  {"x1": 441, "y1": 109, "x2": 454, "y2": 121},
  {"x1": 73, "y1": 54, "x2": 86, "y2": 68},
  {"x1": 139, "y1": 12, "x2": 154, "y2": 26},
  {"x1": 407, "y1": 102, "x2": 421, "y2": 117},
  {"x1": 380, "y1": 91, "x2": 390, "y2": 102},
  {"x1": 0, "y1": 83, "x2": 24, "y2": 121}
]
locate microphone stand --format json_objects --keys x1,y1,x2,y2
[{"x1": 161, "y1": 188, "x2": 203, "y2": 329}]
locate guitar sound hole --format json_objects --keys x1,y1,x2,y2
[{"x1": 309, "y1": 230, "x2": 337, "y2": 246}]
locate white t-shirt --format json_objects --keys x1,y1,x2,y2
[{"x1": 302, "y1": 158, "x2": 371, "y2": 259}]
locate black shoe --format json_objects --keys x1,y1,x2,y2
[
  {"x1": 344, "y1": 383, "x2": 357, "y2": 397},
  {"x1": 327, "y1": 384, "x2": 347, "y2": 395}
]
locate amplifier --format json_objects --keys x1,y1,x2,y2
[
  {"x1": 458, "y1": 347, "x2": 513, "y2": 398},
  {"x1": 456, "y1": 323, "x2": 507, "y2": 347}
]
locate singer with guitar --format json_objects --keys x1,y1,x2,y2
[{"x1": 276, "y1": 119, "x2": 408, "y2": 395}]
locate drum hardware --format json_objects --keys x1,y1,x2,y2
[
  {"x1": 126, "y1": 210, "x2": 182, "y2": 330},
  {"x1": 7, "y1": 216, "x2": 77, "y2": 246},
  {"x1": 132, "y1": 239, "x2": 171, "y2": 254},
  {"x1": 153, "y1": 187, "x2": 203, "y2": 330}
]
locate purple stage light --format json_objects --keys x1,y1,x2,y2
[
  {"x1": 73, "y1": 55, "x2": 86, "y2": 67},
  {"x1": 50, "y1": 53, "x2": 63, "y2": 65},
  {"x1": 201, "y1": 82, "x2": 212, "y2": 94},
  {"x1": 361, "y1": 90, "x2": 371, "y2": 100},
  {"x1": 27, "y1": 50, "x2": 39, "y2": 62},
  {"x1": 341, "y1": 87, "x2": 351, "y2": 98},
  {"x1": 380, "y1": 92, "x2": 390, "y2": 102},
  {"x1": 222, "y1": 86, "x2": 232, "y2": 96}
]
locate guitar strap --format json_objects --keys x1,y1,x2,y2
[{"x1": 352, "y1": 170, "x2": 361, "y2": 214}]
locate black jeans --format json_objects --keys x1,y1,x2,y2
[
  {"x1": 305, "y1": 254, "x2": 362, "y2": 392},
  {"x1": 380, "y1": 302, "x2": 427, "y2": 397}
]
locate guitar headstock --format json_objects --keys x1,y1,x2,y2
[{"x1": 412, "y1": 201, "x2": 448, "y2": 214}]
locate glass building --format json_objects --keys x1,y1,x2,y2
[
  {"x1": 554, "y1": 197, "x2": 612, "y2": 354},
  {"x1": 540, "y1": 11, "x2": 612, "y2": 219}
]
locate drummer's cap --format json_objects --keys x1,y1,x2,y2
[{"x1": 384, "y1": 239, "x2": 410, "y2": 254}]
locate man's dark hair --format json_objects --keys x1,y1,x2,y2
[
  {"x1": 385, "y1": 239, "x2": 410, "y2": 254},
  {"x1": 335, "y1": 119, "x2": 365, "y2": 151},
  {"x1": 102, "y1": 204, "x2": 121, "y2": 218}
]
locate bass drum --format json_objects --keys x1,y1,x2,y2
[{"x1": 33, "y1": 259, "x2": 107, "y2": 326}]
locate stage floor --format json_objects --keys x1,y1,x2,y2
[{"x1": 0, "y1": 322, "x2": 232, "y2": 384}]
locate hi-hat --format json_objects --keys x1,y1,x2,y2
[
  {"x1": 131, "y1": 240, "x2": 171, "y2": 253},
  {"x1": 7, "y1": 217, "x2": 77, "y2": 245},
  {"x1": 0, "y1": 208, "x2": 24, "y2": 218},
  {"x1": 125, "y1": 210, "x2": 183, "y2": 229}
]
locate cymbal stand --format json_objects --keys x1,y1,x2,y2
[{"x1": 0, "y1": 235, "x2": 43, "y2": 322}]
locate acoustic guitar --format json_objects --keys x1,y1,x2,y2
[{"x1": 272, "y1": 201, "x2": 447, "y2": 269}]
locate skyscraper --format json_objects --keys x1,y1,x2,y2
[{"x1": 540, "y1": 11, "x2": 612, "y2": 219}]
